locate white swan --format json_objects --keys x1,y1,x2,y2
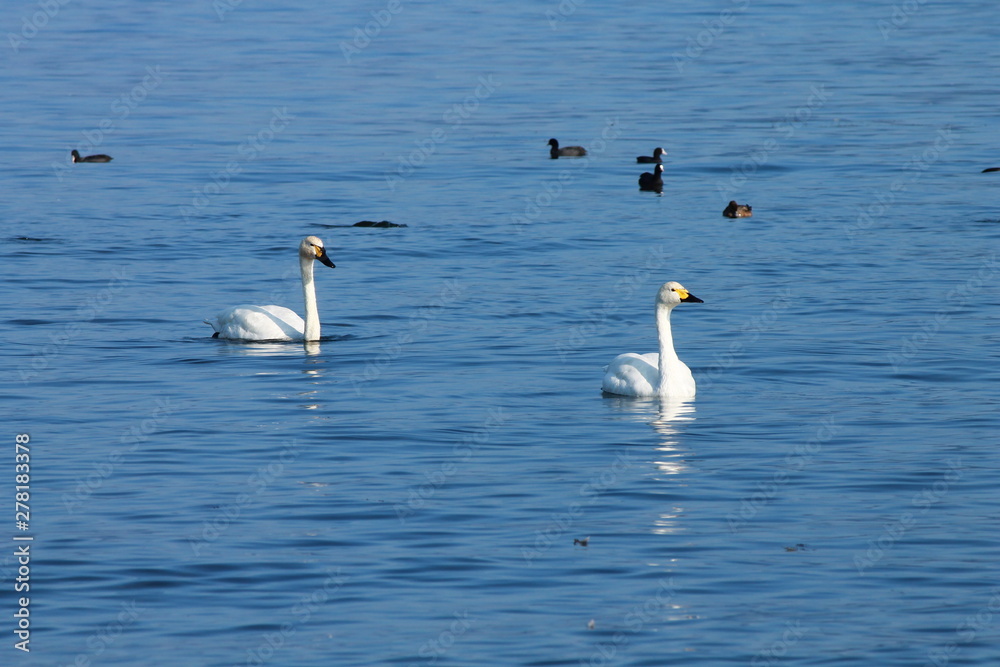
[
  {"x1": 602, "y1": 281, "x2": 703, "y2": 398},
  {"x1": 206, "y1": 236, "x2": 336, "y2": 341}
]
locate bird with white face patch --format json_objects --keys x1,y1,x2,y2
[
  {"x1": 636, "y1": 147, "x2": 667, "y2": 164},
  {"x1": 601, "y1": 281, "x2": 703, "y2": 398},
  {"x1": 206, "y1": 236, "x2": 336, "y2": 341},
  {"x1": 638, "y1": 164, "x2": 664, "y2": 192}
]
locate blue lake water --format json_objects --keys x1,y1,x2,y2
[{"x1": 3, "y1": 0, "x2": 1000, "y2": 664}]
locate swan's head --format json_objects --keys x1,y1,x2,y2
[
  {"x1": 657, "y1": 281, "x2": 703, "y2": 308},
  {"x1": 300, "y1": 236, "x2": 336, "y2": 268}
]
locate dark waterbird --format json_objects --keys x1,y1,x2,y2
[
  {"x1": 71, "y1": 149, "x2": 113, "y2": 163},
  {"x1": 638, "y1": 164, "x2": 664, "y2": 192},
  {"x1": 353, "y1": 220, "x2": 407, "y2": 228},
  {"x1": 983, "y1": 167, "x2": 1000, "y2": 173},
  {"x1": 548, "y1": 138, "x2": 587, "y2": 159},
  {"x1": 636, "y1": 147, "x2": 667, "y2": 163},
  {"x1": 723, "y1": 201, "x2": 753, "y2": 218}
]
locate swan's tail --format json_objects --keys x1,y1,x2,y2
[{"x1": 203, "y1": 319, "x2": 222, "y2": 338}]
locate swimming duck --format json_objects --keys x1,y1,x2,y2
[
  {"x1": 71, "y1": 149, "x2": 113, "y2": 163},
  {"x1": 723, "y1": 201, "x2": 752, "y2": 218},
  {"x1": 638, "y1": 164, "x2": 664, "y2": 192},
  {"x1": 548, "y1": 138, "x2": 587, "y2": 159},
  {"x1": 636, "y1": 147, "x2": 667, "y2": 164}
]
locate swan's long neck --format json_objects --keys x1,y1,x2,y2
[
  {"x1": 655, "y1": 303, "x2": 678, "y2": 394},
  {"x1": 300, "y1": 253, "x2": 320, "y2": 341}
]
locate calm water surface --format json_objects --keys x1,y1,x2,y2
[{"x1": 3, "y1": 1, "x2": 1000, "y2": 665}]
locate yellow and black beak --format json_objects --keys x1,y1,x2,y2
[
  {"x1": 679, "y1": 290, "x2": 703, "y2": 303},
  {"x1": 316, "y1": 247, "x2": 336, "y2": 268}
]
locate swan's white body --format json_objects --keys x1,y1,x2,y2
[
  {"x1": 206, "y1": 236, "x2": 335, "y2": 342},
  {"x1": 602, "y1": 281, "x2": 703, "y2": 398}
]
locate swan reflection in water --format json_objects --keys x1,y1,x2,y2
[
  {"x1": 204, "y1": 338, "x2": 330, "y2": 413},
  {"x1": 606, "y1": 397, "x2": 695, "y2": 474},
  {"x1": 649, "y1": 399, "x2": 695, "y2": 536},
  {"x1": 210, "y1": 340, "x2": 323, "y2": 358},
  {"x1": 649, "y1": 399, "x2": 696, "y2": 473},
  {"x1": 604, "y1": 397, "x2": 696, "y2": 535}
]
